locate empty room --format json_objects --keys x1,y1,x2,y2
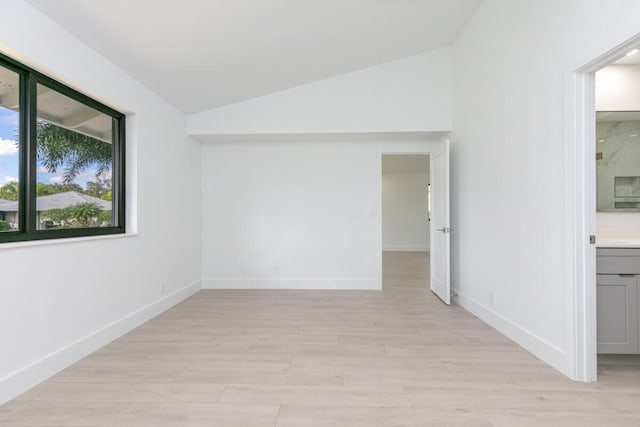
[{"x1": 2, "y1": 0, "x2": 640, "y2": 425}]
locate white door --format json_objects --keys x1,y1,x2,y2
[{"x1": 430, "y1": 140, "x2": 451, "y2": 304}]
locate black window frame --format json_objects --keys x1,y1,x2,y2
[{"x1": 0, "y1": 52, "x2": 125, "y2": 243}]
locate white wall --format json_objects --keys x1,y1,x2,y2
[
  {"x1": 194, "y1": 46, "x2": 450, "y2": 290},
  {"x1": 201, "y1": 135, "x2": 441, "y2": 290},
  {"x1": 596, "y1": 64, "x2": 640, "y2": 111},
  {"x1": 188, "y1": 47, "x2": 452, "y2": 136},
  {"x1": 452, "y1": 0, "x2": 640, "y2": 379},
  {"x1": 0, "y1": 0, "x2": 201, "y2": 404},
  {"x1": 382, "y1": 157, "x2": 430, "y2": 252}
]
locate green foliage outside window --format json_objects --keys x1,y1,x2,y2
[
  {"x1": 41, "y1": 203, "x2": 106, "y2": 229},
  {"x1": 37, "y1": 122, "x2": 112, "y2": 183}
]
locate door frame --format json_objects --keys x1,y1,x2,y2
[{"x1": 568, "y1": 33, "x2": 640, "y2": 381}]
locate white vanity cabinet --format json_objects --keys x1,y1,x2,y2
[{"x1": 596, "y1": 248, "x2": 640, "y2": 354}]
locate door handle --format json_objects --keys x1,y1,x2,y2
[{"x1": 437, "y1": 227, "x2": 450, "y2": 233}]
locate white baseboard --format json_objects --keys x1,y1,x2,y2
[
  {"x1": 202, "y1": 278, "x2": 380, "y2": 290},
  {"x1": 0, "y1": 280, "x2": 201, "y2": 405},
  {"x1": 382, "y1": 246, "x2": 429, "y2": 252},
  {"x1": 453, "y1": 290, "x2": 571, "y2": 378}
]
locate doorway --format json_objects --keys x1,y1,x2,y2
[
  {"x1": 593, "y1": 48, "x2": 640, "y2": 366},
  {"x1": 571, "y1": 34, "x2": 640, "y2": 381},
  {"x1": 381, "y1": 154, "x2": 430, "y2": 292}
]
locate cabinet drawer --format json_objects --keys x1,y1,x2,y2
[{"x1": 597, "y1": 249, "x2": 640, "y2": 274}]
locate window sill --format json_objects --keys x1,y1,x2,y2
[{"x1": 0, "y1": 232, "x2": 139, "y2": 251}]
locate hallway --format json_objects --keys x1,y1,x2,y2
[{"x1": 382, "y1": 251, "x2": 430, "y2": 291}]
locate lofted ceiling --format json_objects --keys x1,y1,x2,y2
[{"x1": 25, "y1": 0, "x2": 481, "y2": 114}]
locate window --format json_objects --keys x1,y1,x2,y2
[{"x1": 0, "y1": 53, "x2": 125, "y2": 242}]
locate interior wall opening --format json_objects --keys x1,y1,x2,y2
[
  {"x1": 594, "y1": 46, "x2": 640, "y2": 368},
  {"x1": 381, "y1": 154, "x2": 430, "y2": 291}
]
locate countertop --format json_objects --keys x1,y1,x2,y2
[{"x1": 597, "y1": 237, "x2": 640, "y2": 248}]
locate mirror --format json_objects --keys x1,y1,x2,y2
[{"x1": 597, "y1": 111, "x2": 640, "y2": 211}]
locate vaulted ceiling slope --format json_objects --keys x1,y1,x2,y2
[{"x1": 25, "y1": 0, "x2": 481, "y2": 114}]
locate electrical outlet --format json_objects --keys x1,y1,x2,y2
[{"x1": 490, "y1": 289, "x2": 496, "y2": 305}]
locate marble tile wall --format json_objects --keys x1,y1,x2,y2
[{"x1": 597, "y1": 119, "x2": 640, "y2": 211}]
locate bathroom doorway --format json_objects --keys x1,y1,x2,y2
[
  {"x1": 593, "y1": 48, "x2": 640, "y2": 367},
  {"x1": 570, "y1": 33, "x2": 640, "y2": 381}
]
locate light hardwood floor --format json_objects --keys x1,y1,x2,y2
[{"x1": 2, "y1": 251, "x2": 640, "y2": 426}]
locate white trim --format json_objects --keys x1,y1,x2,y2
[
  {"x1": 0, "y1": 280, "x2": 201, "y2": 405},
  {"x1": 382, "y1": 246, "x2": 429, "y2": 252},
  {"x1": 202, "y1": 278, "x2": 379, "y2": 290},
  {"x1": 567, "y1": 70, "x2": 598, "y2": 382},
  {"x1": 376, "y1": 150, "x2": 384, "y2": 290},
  {"x1": 0, "y1": 232, "x2": 140, "y2": 251},
  {"x1": 453, "y1": 291, "x2": 569, "y2": 375},
  {"x1": 193, "y1": 131, "x2": 447, "y2": 144}
]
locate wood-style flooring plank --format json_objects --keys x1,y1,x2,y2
[{"x1": 0, "y1": 251, "x2": 638, "y2": 426}]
